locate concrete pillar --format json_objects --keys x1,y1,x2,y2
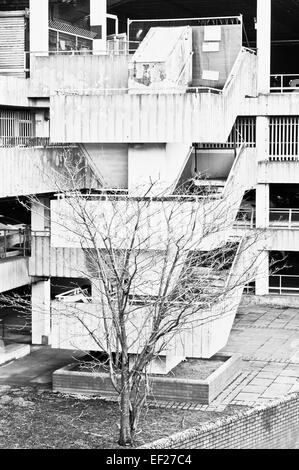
[
  {"x1": 255, "y1": 250, "x2": 269, "y2": 295},
  {"x1": 90, "y1": 0, "x2": 107, "y2": 54},
  {"x1": 31, "y1": 279, "x2": 51, "y2": 345},
  {"x1": 256, "y1": 0, "x2": 271, "y2": 94},
  {"x1": 35, "y1": 111, "x2": 50, "y2": 139},
  {"x1": 29, "y1": 0, "x2": 49, "y2": 56},
  {"x1": 31, "y1": 198, "x2": 50, "y2": 232},
  {"x1": 256, "y1": 184, "x2": 269, "y2": 228},
  {"x1": 256, "y1": 116, "x2": 270, "y2": 162}
]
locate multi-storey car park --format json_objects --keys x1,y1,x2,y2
[{"x1": 0, "y1": 0, "x2": 299, "y2": 373}]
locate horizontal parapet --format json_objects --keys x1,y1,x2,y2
[
  {"x1": 258, "y1": 161, "x2": 299, "y2": 184},
  {"x1": 0, "y1": 146, "x2": 97, "y2": 198},
  {"x1": 265, "y1": 229, "x2": 299, "y2": 252},
  {"x1": 50, "y1": 91, "x2": 227, "y2": 143},
  {"x1": 0, "y1": 75, "x2": 30, "y2": 107},
  {"x1": 50, "y1": 49, "x2": 256, "y2": 144},
  {"x1": 50, "y1": 295, "x2": 239, "y2": 359},
  {"x1": 29, "y1": 54, "x2": 129, "y2": 98},
  {"x1": 0, "y1": 257, "x2": 31, "y2": 293},
  {"x1": 29, "y1": 235, "x2": 87, "y2": 278},
  {"x1": 242, "y1": 93, "x2": 299, "y2": 116}
]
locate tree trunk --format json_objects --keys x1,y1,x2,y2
[{"x1": 118, "y1": 364, "x2": 132, "y2": 446}]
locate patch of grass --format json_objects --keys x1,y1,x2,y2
[{"x1": 0, "y1": 387, "x2": 247, "y2": 449}]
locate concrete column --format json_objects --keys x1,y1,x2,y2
[
  {"x1": 29, "y1": 0, "x2": 49, "y2": 56},
  {"x1": 31, "y1": 198, "x2": 50, "y2": 232},
  {"x1": 90, "y1": 0, "x2": 107, "y2": 54},
  {"x1": 256, "y1": 116, "x2": 270, "y2": 162},
  {"x1": 31, "y1": 279, "x2": 51, "y2": 345},
  {"x1": 255, "y1": 250, "x2": 269, "y2": 295},
  {"x1": 35, "y1": 111, "x2": 50, "y2": 139},
  {"x1": 256, "y1": 0, "x2": 271, "y2": 94},
  {"x1": 256, "y1": 184, "x2": 269, "y2": 228}
]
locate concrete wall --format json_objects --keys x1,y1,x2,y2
[
  {"x1": 0, "y1": 146, "x2": 94, "y2": 198},
  {"x1": 29, "y1": 235, "x2": 88, "y2": 278},
  {"x1": 266, "y1": 229, "x2": 299, "y2": 251},
  {"x1": 241, "y1": 93, "x2": 299, "y2": 116},
  {"x1": 85, "y1": 143, "x2": 128, "y2": 189},
  {"x1": 242, "y1": 294, "x2": 299, "y2": 308},
  {"x1": 141, "y1": 394, "x2": 299, "y2": 449},
  {"x1": 50, "y1": 49, "x2": 257, "y2": 144},
  {"x1": 258, "y1": 161, "x2": 299, "y2": 184},
  {"x1": 128, "y1": 143, "x2": 191, "y2": 195},
  {"x1": 0, "y1": 75, "x2": 30, "y2": 107},
  {"x1": 0, "y1": 257, "x2": 31, "y2": 293},
  {"x1": 30, "y1": 54, "x2": 129, "y2": 97},
  {"x1": 180, "y1": 149, "x2": 235, "y2": 182}
]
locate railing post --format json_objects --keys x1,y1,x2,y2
[
  {"x1": 4, "y1": 230, "x2": 6, "y2": 258},
  {"x1": 289, "y1": 209, "x2": 292, "y2": 229}
]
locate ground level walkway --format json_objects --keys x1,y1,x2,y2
[
  {"x1": 216, "y1": 304, "x2": 299, "y2": 409},
  {"x1": 0, "y1": 304, "x2": 298, "y2": 410},
  {"x1": 0, "y1": 347, "x2": 83, "y2": 388}
]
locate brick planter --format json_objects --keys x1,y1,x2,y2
[{"x1": 53, "y1": 354, "x2": 241, "y2": 405}]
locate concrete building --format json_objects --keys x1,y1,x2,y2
[{"x1": 0, "y1": 0, "x2": 298, "y2": 370}]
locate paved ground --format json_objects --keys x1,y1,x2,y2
[
  {"x1": 0, "y1": 304, "x2": 298, "y2": 412},
  {"x1": 126, "y1": 304, "x2": 299, "y2": 412},
  {"x1": 217, "y1": 304, "x2": 299, "y2": 408},
  {"x1": 0, "y1": 346, "x2": 83, "y2": 387}
]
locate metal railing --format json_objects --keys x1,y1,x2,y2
[
  {"x1": 0, "y1": 137, "x2": 81, "y2": 149},
  {"x1": 269, "y1": 116, "x2": 299, "y2": 159},
  {"x1": 269, "y1": 275, "x2": 299, "y2": 295},
  {"x1": 270, "y1": 74, "x2": 299, "y2": 93},
  {"x1": 244, "y1": 282, "x2": 255, "y2": 294},
  {"x1": 199, "y1": 116, "x2": 256, "y2": 150},
  {"x1": 0, "y1": 137, "x2": 48, "y2": 148},
  {"x1": 54, "y1": 192, "x2": 221, "y2": 202},
  {"x1": 55, "y1": 288, "x2": 91, "y2": 303},
  {"x1": 0, "y1": 228, "x2": 31, "y2": 260},
  {"x1": 0, "y1": 319, "x2": 31, "y2": 343},
  {"x1": 0, "y1": 42, "x2": 139, "y2": 76},
  {"x1": 234, "y1": 209, "x2": 299, "y2": 230},
  {"x1": 269, "y1": 209, "x2": 299, "y2": 229},
  {"x1": 234, "y1": 208, "x2": 255, "y2": 228}
]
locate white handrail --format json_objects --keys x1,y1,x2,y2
[
  {"x1": 78, "y1": 143, "x2": 105, "y2": 186},
  {"x1": 222, "y1": 48, "x2": 246, "y2": 93},
  {"x1": 224, "y1": 237, "x2": 244, "y2": 290},
  {"x1": 222, "y1": 141, "x2": 246, "y2": 195},
  {"x1": 270, "y1": 74, "x2": 299, "y2": 93},
  {"x1": 270, "y1": 274, "x2": 299, "y2": 295},
  {"x1": 175, "y1": 52, "x2": 194, "y2": 86},
  {"x1": 269, "y1": 208, "x2": 299, "y2": 229},
  {"x1": 235, "y1": 208, "x2": 255, "y2": 228}
]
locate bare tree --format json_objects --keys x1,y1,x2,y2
[{"x1": 1, "y1": 150, "x2": 267, "y2": 446}]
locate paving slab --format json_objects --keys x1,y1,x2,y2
[{"x1": 0, "y1": 346, "x2": 84, "y2": 388}]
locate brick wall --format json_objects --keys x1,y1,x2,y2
[{"x1": 141, "y1": 394, "x2": 299, "y2": 449}]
